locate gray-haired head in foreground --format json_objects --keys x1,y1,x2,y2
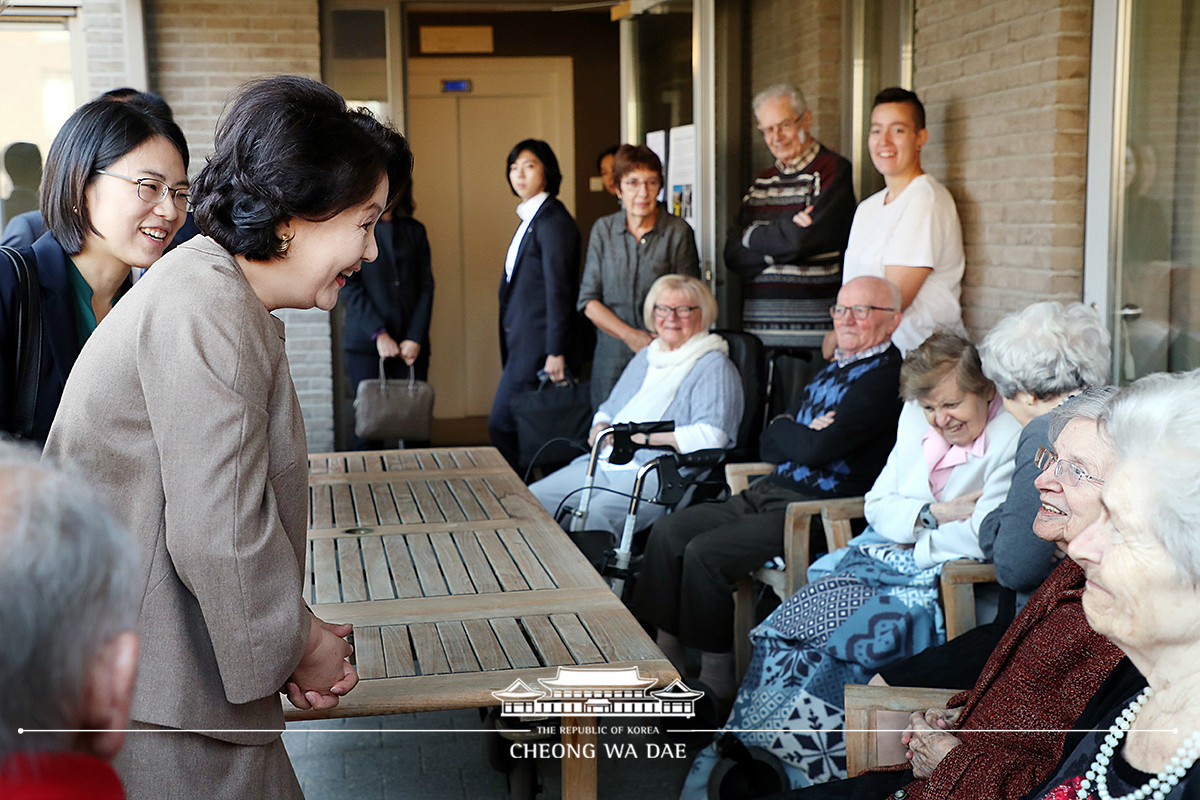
[
  {"x1": 1046, "y1": 385, "x2": 1119, "y2": 443},
  {"x1": 752, "y1": 83, "x2": 808, "y2": 117},
  {"x1": 0, "y1": 442, "x2": 139, "y2": 757},
  {"x1": 1100, "y1": 369, "x2": 1200, "y2": 586},
  {"x1": 979, "y1": 301, "x2": 1110, "y2": 401}
]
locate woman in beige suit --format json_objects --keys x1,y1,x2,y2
[{"x1": 44, "y1": 76, "x2": 412, "y2": 798}]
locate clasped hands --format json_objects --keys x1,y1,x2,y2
[
  {"x1": 285, "y1": 614, "x2": 359, "y2": 711},
  {"x1": 902, "y1": 706, "x2": 963, "y2": 778}
]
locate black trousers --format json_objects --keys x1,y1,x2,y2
[{"x1": 632, "y1": 479, "x2": 816, "y2": 653}]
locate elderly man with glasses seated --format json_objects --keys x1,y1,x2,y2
[
  {"x1": 633, "y1": 275, "x2": 904, "y2": 702},
  {"x1": 577, "y1": 144, "x2": 700, "y2": 408},
  {"x1": 725, "y1": 82, "x2": 857, "y2": 352}
]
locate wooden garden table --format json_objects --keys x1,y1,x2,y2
[{"x1": 286, "y1": 447, "x2": 678, "y2": 799}]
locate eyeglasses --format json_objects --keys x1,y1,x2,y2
[
  {"x1": 830, "y1": 304, "x2": 896, "y2": 320},
  {"x1": 620, "y1": 177, "x2": 662, "y2": 193},
  {"x1": 97, "y1": 170, "x2": 190, "y2": 211},
  {"x1": 653, "y1": 304, "x2": 699, "y2": 319},
  {"x1": 1034, "y1": 446, "x2": 1105, "y2": 487},
  {"x1": 757, "y1": 116, "x2": 801, "y2": 138}
]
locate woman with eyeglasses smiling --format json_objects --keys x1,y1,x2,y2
[
  {"x1": 0, "y1": 94, "x2": 189, "y2": 443},
  {"x1": 530, "y1": 273, "x2": 743, "y2": 537},
  {"x1": 577, "y1": 144, "x2": 700, "y2": 408}
]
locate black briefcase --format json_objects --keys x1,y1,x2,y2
[{"x1": 511, "y1": 376, "x2": 592, "y2": 469}]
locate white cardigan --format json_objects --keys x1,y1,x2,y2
[{"x1": 865, "y1": 400, "x2": 1022, "y2": 569}]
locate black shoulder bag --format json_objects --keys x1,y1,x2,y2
[{"x1": 2, "y1": 245, "x2": 43, "y2": 439}]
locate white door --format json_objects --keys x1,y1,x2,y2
[{"x1": 408, "y1": 57, "x2": 575, "y2": 420}]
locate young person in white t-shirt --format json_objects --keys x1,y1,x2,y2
[{"x1": 825, "y1": 87, "x2": 966, "y2": 358}]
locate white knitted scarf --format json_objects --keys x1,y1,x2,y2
[{"x1": 609, "y1": 332, "x2": 729, "y2": 426}]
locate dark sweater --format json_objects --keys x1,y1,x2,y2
[{"x1": 761, "y1": 344, "x2": 903, "y2": 498}]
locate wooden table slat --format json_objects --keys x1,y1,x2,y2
[
  {"x1": 308, "y1": 456, "x2": 330, "y2": 474},
  {"x1": 337, "y1": 537, "x2": 368, "y2": 603},
  {"x1": 498, "y1": 529, "x2": 556, "y2": 590},
  {"x1": 428, "y1": 480, "x2": 467, "y2": 523},
  {"x1": 486, "y1": 475, "x2": 550, "y2": 522},
  {"x1": 311, "y1": 484, "x2": 333, "y2": 529},
  {"x1": 465, "y1": 477, "x2": 509, "y2": 520},
  {"x1": 354, "y1": 626, "x2": 387, "y2": 679},
  {"x1": 446, "y1": 478, "x2": 487, "y2": 521},
  {"x1": 522, "y1": 615, "x2": 575, "y2": 666},
  {"x1": 347, "y1": 455, "x2": 366, "y2": 473},
  {"x1": 409, "y1": 622, "x2": 451, "y2": 675},
  {"x1": 380, "y1": 625, "x2": 416, "y2": 677},
  {"x1": 470, "y1": 448, "x2": 508, "y2": 468},
  {"x1": 381, "y1": 534, "x2": 423, "y2": 598},
  {"x1": 383, "y1": 453, "x2": 405, "y2": 472},
  {"x1": 359, "y1": 536, "x2": 394, "y2": 601},
  {"x1": 371, "y1": 483, "x2": 401, "y2": 526},
  {"x1": 462, "y1": 618, "x2": 510, "y2": 671},
  {"x1": 453, "y1": 530, "x2": 502, "y2": 594},
  {"x1": 410, "y1": 480, "x2": 446, "y2": 524},
  {"x1": 312, "y1": 538, "x2": 341, "y2": 605},
  {"x1": 391, "y1": 481, "x2": 423, "y2": 524},
  {"x1": 351, "y1": 483, "x2": 379, "y2": 527},
  {"x1": 331, "y1": 484, "x2": 356, "y2": 529},
  {"x1": 577, "y1": 610, "x2": 661, "y2": 663},
  {"x1": 428, "y1": 531, "x2": 475, "y2": 594},
  {"x1": 408, "y1": 534, "x2": 450, "y2": 597},
  {"x1": 474, "y1": 530, "x2": 529, "y2": 592},
  {"x1": 436, "y1": 621, "x2": 482, "y2": 673},
  {"x1": 550, "y1": 613, "x2": 606, "y2": 665},
  {"x1": 490, "y1": 617, "x2": 542, "y2": 669},
  {"x1": 416, "y1": 452, "x2": 438, "y2": 470}
]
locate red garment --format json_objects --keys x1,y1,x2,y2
[
  {"x1": 874, "y1": 559, "x2": 1124, "y2": 799},
  {"x1": 0, "y1": 751, "x2": 125, "y2": 799}
]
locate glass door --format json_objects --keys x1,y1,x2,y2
[{"x1": 1096, "y1": 0, "x2": 1200, "y2": 380}]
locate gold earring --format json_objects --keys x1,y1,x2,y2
[{"x1": 275, "y1": 232, "x2": 293, "y2": 255}]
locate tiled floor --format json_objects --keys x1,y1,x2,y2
[{"x1": 284, "y1": 709, "x2": 697, "y2": 800}]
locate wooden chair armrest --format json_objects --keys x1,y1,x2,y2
[
  {"x1": 820, "y1": 496, "x2": 866, "y2": 552},
  {"x1": 781, "y1": 499, "x2": 826, "y2": 596},
  {"x1": 941, "y1": 560, "x2": 996, "y2": 584},
  {"x1": 724, "y1": 462, "x2": 774, "y2": 496},
  {"x1": 941, "y1": 560, "x2": 997, "y2": 641},
  {"x1": 844, "y1": 684, "x2": 960, "y2": 778}
]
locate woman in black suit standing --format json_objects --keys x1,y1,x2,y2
[
  {"x1": 489, "y1": 139, "x2": 581, "y2": 468},
  {"x1": 342, "y1": 180, "x2": 435, "y2": 448}
]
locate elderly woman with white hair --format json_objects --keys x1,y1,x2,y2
[
  {"x1": 529, "y1": 274, "x2": 743, "y2": 536},
  {"x1": 1031, "y1": 369, "x2": 1200, "y2": 800}
]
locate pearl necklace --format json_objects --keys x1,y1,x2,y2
[{"x1": 1075, "y1": 687, "x2": 1200, "y2": 800}]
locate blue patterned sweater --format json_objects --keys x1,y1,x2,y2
[{"x1": 761, "y1": 344, "x2": 903, "y2": 498}]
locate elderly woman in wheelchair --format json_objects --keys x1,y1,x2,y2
[{"x1": 529, "y1": 274, "x2": 743, "y2": 538}]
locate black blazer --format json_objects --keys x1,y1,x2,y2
[
  {"x1": 342, "y1": 216, "x2": 435, "y2": 354},
  {"x1": 497, "y1": 196, "x2": 581, "y2": 375},
  {"x1": 0, "y1": 232, "x2": 127, "y2": 442}
]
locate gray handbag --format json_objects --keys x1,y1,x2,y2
[{"x1": 354, "y1": 359, "x2": 434, "y2": 441}]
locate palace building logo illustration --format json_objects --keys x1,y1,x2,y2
[{"x1": 492, "y1": 666, "x2": 704, "y2": 718}]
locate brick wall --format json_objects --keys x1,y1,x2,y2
[
  {"x1": 82, "y1": 0, "x2": 133, "y2": 97},
  {"x1": 914, "y1": 0, "x2": 1092, "y2": 337},
  {"x1": 82, "y1": 0, "x2": 335, "y2": 452},
  {"x1": 747, "y1": 0, "x2": 843, "y2": 169}
]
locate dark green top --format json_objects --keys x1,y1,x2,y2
[{"x1": 66, "y1": 258, "x2": 129, "y2": 348}]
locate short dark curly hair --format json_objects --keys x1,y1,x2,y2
[
  {"x1": 40, "y1": 97, "x2": 189, "y2": 255},
  {"x1": 505, "y1": 139, "x2": 563, "y2": 198},
  {"x1": 192, "y1": 75, "x2": 413, "y2": 261}
]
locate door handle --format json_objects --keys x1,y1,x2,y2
[{"x1": 1119, "y1": 305, "x2": 1143, "y2": 321}]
